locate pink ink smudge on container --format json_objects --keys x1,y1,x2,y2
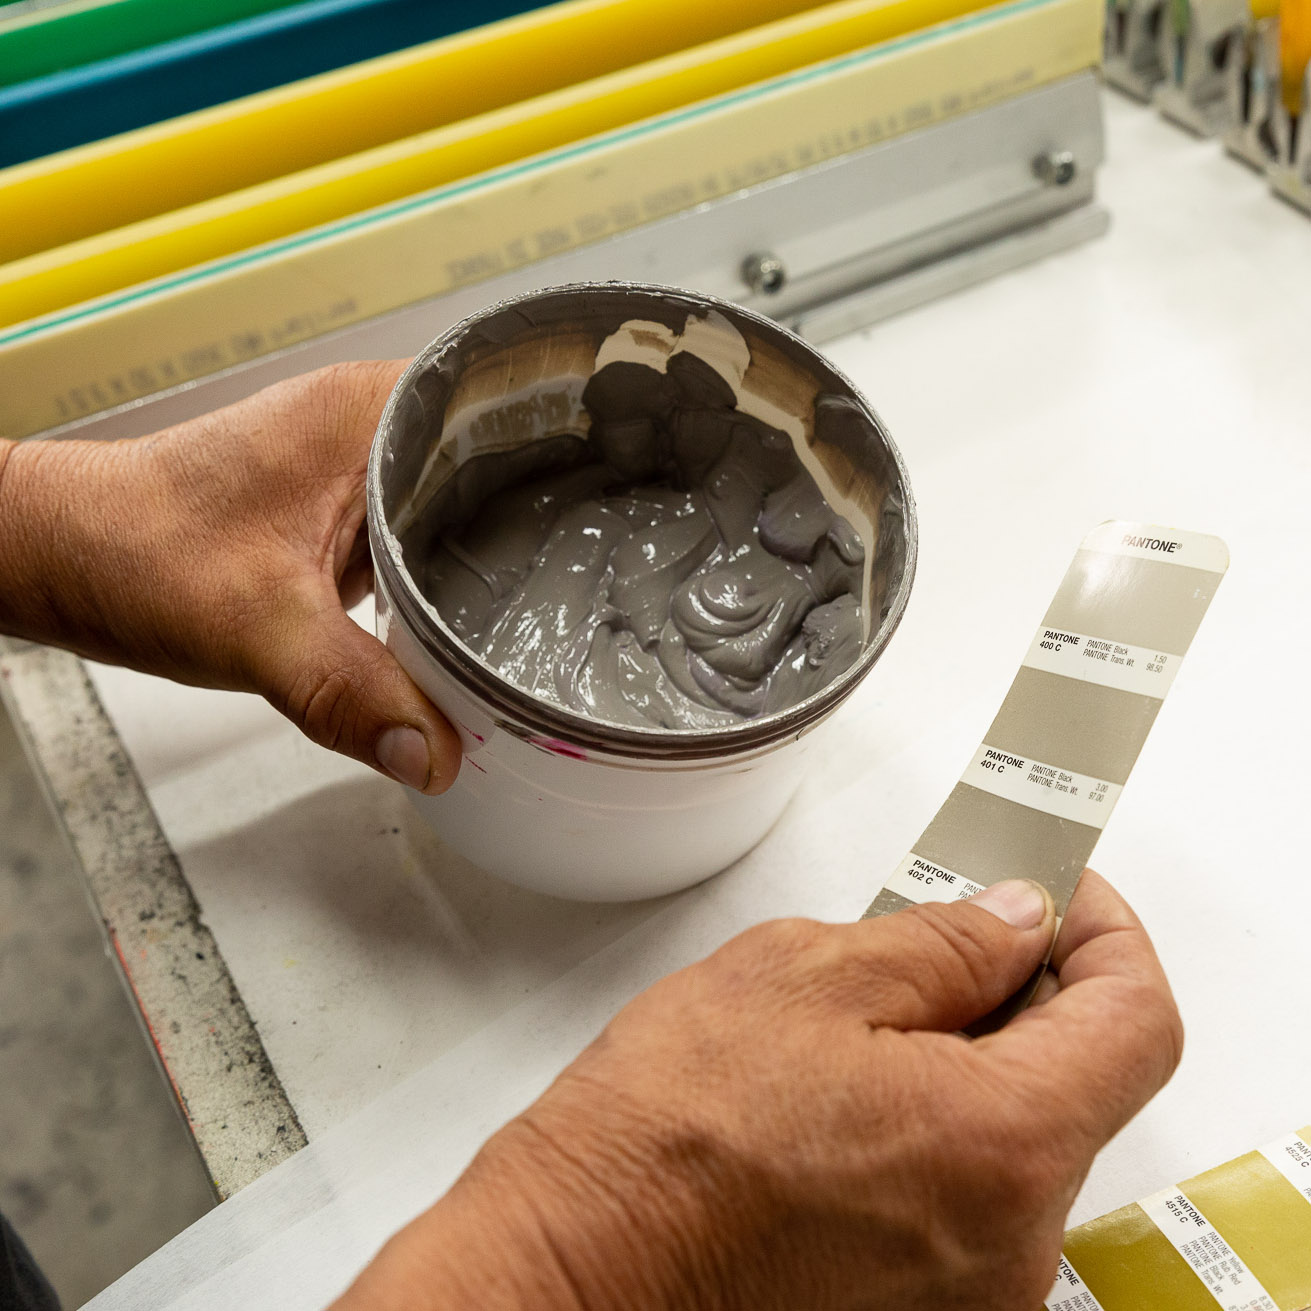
[{"x1": 531, "y1": 736, "x2": 588, "y2": 761}]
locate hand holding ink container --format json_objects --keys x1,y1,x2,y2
[{"x1": 367, "y1": 284, "x2": 916, "y2": 900}]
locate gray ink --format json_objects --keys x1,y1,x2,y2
[{"x1": 408, "y1": 313, "x2": 871, "y2": 731}]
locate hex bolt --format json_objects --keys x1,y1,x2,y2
[
  {"x1": 742, "y1": 251, "x2": 787, "y2": 295},
  {"x1": 1033, "y1": 150, "x2": 1077, "y2": 186}
]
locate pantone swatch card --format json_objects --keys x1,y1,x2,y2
[
  {"x1": 1048, "y1": 1127, "x2": 1311, "y2": 1310},
  {"x1": 865, "y1": 521, "x2": 1229, "y2": 923}
]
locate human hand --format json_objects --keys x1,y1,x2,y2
[
  {"x1": 335, "y1": 870, "x2": 1181, "y2": 1310},
  {"x1": 0, "y1": 362, "x2": 460, "y2": 792}
]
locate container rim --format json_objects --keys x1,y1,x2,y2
[{"x1": 366, "y1": 280, "x2": 918, "y2": 761}]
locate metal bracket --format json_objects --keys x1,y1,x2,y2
[
  {"x1": 1152, "y1": 0, "x2": 1248, "y2": 136},
  {"x1": 31, "y1": 72, "x2": 1108, "y2": 445},
  {"x1": 1105, "y1": 0, "x2": 1170, "y2": 100},
  {"x1": 1222, "y1": 14, "x2": 1282, "y2": 169},
  {"x1": 1269, "y1": 64, "x2": 1311, "y2": 212}
]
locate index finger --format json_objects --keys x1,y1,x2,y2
[{"x1": 977, "y1": 870, "x2": 1184, "y2": 1153}]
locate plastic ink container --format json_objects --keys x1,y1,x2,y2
[{"x1": 367, "y1": 283, "x2": 916, "y2": 900}]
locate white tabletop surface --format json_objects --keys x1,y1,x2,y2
[{"x1": 86, "y1": 90, "x2": 1311, "y2": 1307}]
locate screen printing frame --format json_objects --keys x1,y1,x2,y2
[{"x1": 17, "y1": 72, "x2": 1105, "y2": 445}]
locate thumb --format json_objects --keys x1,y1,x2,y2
[
  {"x1": 841, "y1": 880, "x2": 1057, "y2": 1033},
  {"x1": 263, "y1": 600, "x2": 462, "y2": 793}
]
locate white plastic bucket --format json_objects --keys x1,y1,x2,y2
[{"x1": 367, "y1": 283, "x2": 916, "y2": 901}]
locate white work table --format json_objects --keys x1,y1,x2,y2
[{"x1": 3, "y1": 91, "x2": 1309, "y2": 1306}]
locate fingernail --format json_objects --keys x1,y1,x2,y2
[
  {"x1": 1031, "y1": 970, "x2": 1062, "y2": 1006},
  {"x1": 375, "y1": 725, "x2": 431, "y2": 790},
  {"x1": 969, "y1": 879, "x2": 1050, "y2": 929}
]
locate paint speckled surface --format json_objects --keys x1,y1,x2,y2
[
  {"x1": 0, "y1": 690, "x2": 214, "y2": 1305},
  {"x1": 0, "y1": 640, "x2": 305, "y2": 1198}
]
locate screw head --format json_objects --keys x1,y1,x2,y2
[
  {"x1": 742, "y1": 251, "x2": 787, "y2": 295},
  {"x1": 1033, "y1": 150, "x2": 1077, "y2": 186}
]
